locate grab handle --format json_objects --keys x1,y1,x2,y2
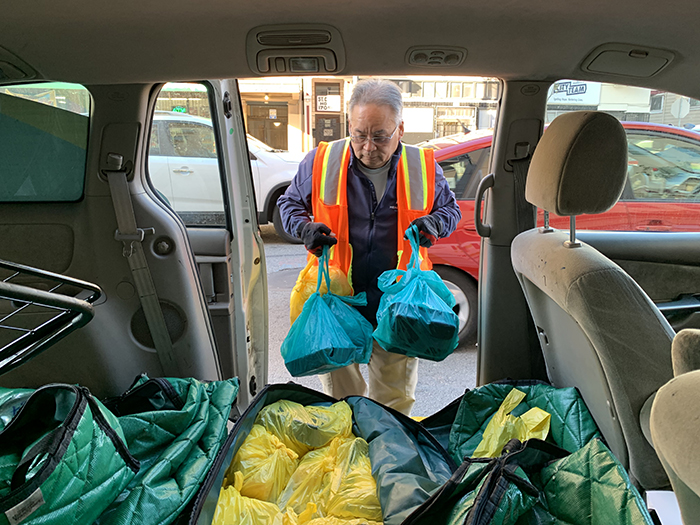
[{"x1": 475, "y1": 173, "x2": 495, "y2": 238}]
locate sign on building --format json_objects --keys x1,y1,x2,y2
[
  {"x1": 316, "y1": 95, "x2": 341, "y2": 112},
  {"x1": 403, "y1": 107, "x2": 434, "y2": 132},
  {"x1": 548, "y1": 81, "x2": 602, "y2": 106}
]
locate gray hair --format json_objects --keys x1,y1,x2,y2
[{"x1": 348, "y1": 79, "x2": 403, "y2": 125}]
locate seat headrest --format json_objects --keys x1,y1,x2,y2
[{"x1": 526, "y1": 111, "x2": 628, "y2": 216}]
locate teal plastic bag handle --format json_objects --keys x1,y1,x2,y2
[
  {"x1": 378, "y1": 225, "x2": 423, "y2": 293},
  {"x1": 405, "y1": 224, "x2": 423, "y2": 270},
  {"x1": 316, "y1": 245, "x2": 332, "y2": 292},
  {"x1": 314, "y1": 246, "x2": 367, "y2": 305}
]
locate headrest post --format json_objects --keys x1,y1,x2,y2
[
  {"x1": 541, "y1": 210, "x2": 554, "y2": 233},
  {"x1": 564, "y1": 216, "x2": 581, "y2": 248}
]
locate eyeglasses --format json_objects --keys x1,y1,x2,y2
[{"x1": 349, "y1": 125, "x2": 399, "y2": 146}]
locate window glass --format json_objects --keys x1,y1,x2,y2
[
  {"x1": 626, "y1": 131, "x2": 700, "y2": 202},
  {"x1": 463, "y1": 82, "x2": 475, "y2": 98},
  {"x1": 438, "y1": 147, "x2": 491, "y2": 199},
  {"x1": 0, "y1": 82, "x2": 90, "y2": 202},
  {"x1": 148, "y1": 82, "x2": 226, "y2": 227},
  {"x1": 484, "y1": 82, "x2": 500, "y2": 100},
  {"x1": 435, "y1": 82, "x2": 448, "y2": 99},
  {"x1": 544, "y1": 80, "x2": 700, "y2": 232}
]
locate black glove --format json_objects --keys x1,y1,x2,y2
[
  {"x1": 408, "y1": 215, "x2": 443, "y2": 248},
  {"x1": 298, "y1": 222, "x2": 338, "y2": 256}
]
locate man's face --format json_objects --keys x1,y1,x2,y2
[{"x1": 348, "y1": 103, "x2": 404, "y2": 169}]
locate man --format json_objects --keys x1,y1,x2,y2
[{"x1": 278, "y1": 78, "x2": 461, "y2": 415}]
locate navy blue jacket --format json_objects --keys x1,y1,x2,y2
[{"x1": 278, "y1": 142, "x2": 462, "y2": 324}]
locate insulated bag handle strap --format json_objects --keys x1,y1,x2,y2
[
  {"x1": 10, "y1": 430, "x2": 63, "y2": 491},
  {"x1": 84, "y1": 393, "x2": 140, "y2": 474}
]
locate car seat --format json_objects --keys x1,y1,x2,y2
[
  {"x1": 651, "y1": 329, "x2": 700, "y2": 524},
  {"x1": 510, "y1": 111, "x2": 674, "y2": 490}
]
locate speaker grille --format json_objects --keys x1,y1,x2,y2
[
  {"x1": 131, "y1": 302, "x2": 186, "y2": 348},
  {"x1": 257, "y1": 31, "x2": 331, "y2": 47}
]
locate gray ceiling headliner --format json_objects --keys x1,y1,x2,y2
[{"x1": 2, "y1": 0, "x2": 698, "y2": 97}]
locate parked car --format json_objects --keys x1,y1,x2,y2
[
  {"x1": 149, "y1": 111, "x2": 304, "y2": 242},
  {"x1": 428, "y1": 122, "x2": 700, "y2": 345}
]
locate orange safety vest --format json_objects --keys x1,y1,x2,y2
[{"x1": 310, "y1": 138, "x2": 436, "y2": 283}]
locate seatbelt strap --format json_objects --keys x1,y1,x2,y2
[
  {"x1": 511, "y1": 157, "x2": 536, "y2": 232},
  {"x1": 104, "y1": 156, "x2": 178, "y2": 376}
]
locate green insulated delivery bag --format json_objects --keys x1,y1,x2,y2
[
  {"x1": 185, "y1": 380, "x2": 657, "y2": 525},
  {"x1": 96, "y1": 375, "x2": 239, "y2": 525},
  {"x1": 187, "y1": 383, "x2": 456, "y2": 525},
  {"x1": 0, "y1": 384, "x2": 139, "y2": 525}
]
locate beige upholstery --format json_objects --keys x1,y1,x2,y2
[
  {"x1": 651, "y1": 370, "x2": 700, "y2": 524},
  {"x1": 526, "y1": 111, "x2": 628, "y2": 215},
  {"x1": 511, "y1": 111, "x2": 674, "y2": 489},
  {"x1": 671, "y1": 329, "x2": 700, "y2": 376}
]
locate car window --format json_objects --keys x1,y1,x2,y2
[
  {"x1": 626, "y1": 132, "x2": 700, "y2": 202},
  {"x1": 438, "y1": 147, "x2": 491, "y2": 199},
  {"x1": 0, "y1": 82, "x2": 90, "y2": 202},
  {"x1": 545, "y1": 80, "x2": 700, "y2": 232},
  {"x1": 148, "y1": 82, "x2": 226, "y2": 227},
  {"x1": 165, "y1": 121, "x2": 217, "y2": 159}
]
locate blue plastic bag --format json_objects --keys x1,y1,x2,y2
[
  {"x1": 373, "y1": 225, "x2": 459, "y2": 361},
  {"x1": 281, "y1": 246, "x2": 373, "y2": 377}
]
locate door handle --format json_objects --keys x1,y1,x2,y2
[
  {"x1": 636, "y1": 221, "x2": 671, "y2": 232},
  {"x1": 173, "y1": 167, "x2": 194, "y2": 175},
  {"x1": 475, "y1": 173, "x2": 495, "y2": 238}
]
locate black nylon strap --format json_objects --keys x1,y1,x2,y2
[{"x1": 10, "y1": 430, "x2": 63, "y2": 491}]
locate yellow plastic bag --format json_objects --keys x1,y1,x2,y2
[
  {"x1": 214, "y1": 472, "x2": 283, "y2": 525},
  {"x1": 224, "y1": 424, "x2": 299, "y2": 502},
  {"x1": 472, "y1": 387, "x2": 551, "y2": 458},
  {"x1": 277, "y1": 437, "x2": 341, "y2": 516},
  {"x1": 282, "y1": 503, "x2": 318, "y2": 525},
  {"x1": 277, "y1": 437, "x2": 382, "y2": 522},
  {"x1": 256, "y1": 400, "x2": 353, "y2": 456},
  {"x1": 283, "y1": 504, "x2": 381, "y2": 525},
  {"x1": 325, "y1": 437, "x2": 382, "y2": 521},
  {"x1": 305, "y1": 519, "x2": 383, "y2": 525},
  {"x1": 290, "y1": 258, "x2": 353, "y2": 324}
]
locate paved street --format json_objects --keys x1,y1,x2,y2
[{"x1": 260, "y1": 224, "x2": 478, "y2": 417}]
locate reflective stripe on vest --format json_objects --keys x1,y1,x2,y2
[
  {"x1": 312, "y1": 139, "x2": 435, "y2": 275},
  {"x1": 396, "y1": 144, "x2": 435, "y2": 271}
]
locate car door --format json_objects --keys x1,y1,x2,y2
[
  {"x1": 247, "y1": 140, "x2": 263, "y2": 211},
  {"x1": 624, "y1": 128, "x2": 700, "y2": 232},
  {"x1": 430, "y1": 144, "x2": 491, "y2": 278},
  {"x1": 147, "y1": 120, "x2": 175, "y2": 205},
  {"x1": 149, "y1": 81, "x2": 267, "y2": 409},
  {"x1": 0, "y1": 79, "x2": 266, "y2": 411},
  {"x1": 160, "y1": 117, "x2": 225, "y2": 213}
]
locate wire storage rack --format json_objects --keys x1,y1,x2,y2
[{"x1": 0, "y1": 259, "x2": 102, "y2": 376}]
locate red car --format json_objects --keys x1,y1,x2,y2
[{"x1": 427, "y1": 122, "x2": 700, "y2": 345}]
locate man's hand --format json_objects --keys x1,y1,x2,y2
[
  {"x1": 299, "y1": 222, "x2": 338, "y2": 256},
  {"x1": 408, "y1": 215, "x2": 443, "y2": 248}
]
